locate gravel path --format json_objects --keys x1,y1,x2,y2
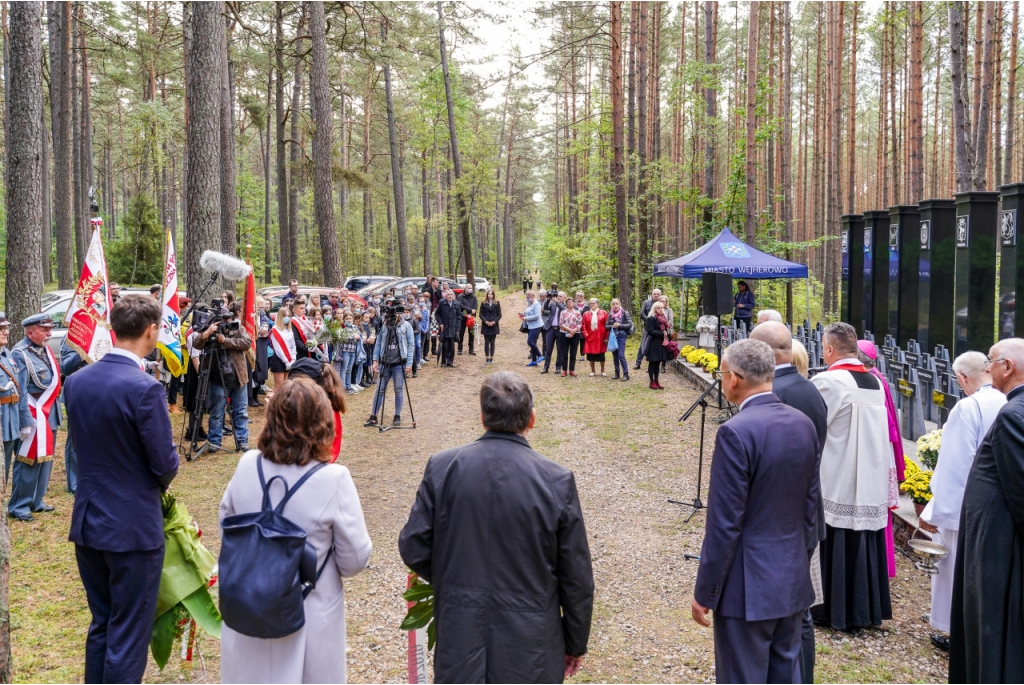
[{"x1": 10, "y1": 291, "x2": 947, "y2": 683}]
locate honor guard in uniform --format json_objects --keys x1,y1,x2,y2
[
  {"x1": 8, "y1": 313, "x2": 62, "y2": 522},
  {"x1": 0, "y1": 314, "x2": 22, "y2": 485},
  {"x1": 60, "y1": 338, "x2": 87, "y2": 494}
]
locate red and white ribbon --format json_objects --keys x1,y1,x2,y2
[
  {"x1": 269, "y1": 327, "x2": 295, "y2": 369},
  {"x1": 18, "y1": 346, "x2": 61, "y2": 462}
]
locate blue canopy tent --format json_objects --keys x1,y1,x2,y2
[{"x1": 653, "y1": 228, "x2": 812, "y2": 324}]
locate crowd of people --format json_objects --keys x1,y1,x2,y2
[
  {"x1": 687, "y1": 318, "x2": 1024, "y2": 683},
  {"x1": 519, "y1": 284, "x2": 681, "y2": 390}
]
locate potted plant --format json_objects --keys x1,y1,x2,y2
[
  {"x1": 916, "y1": 429, "x2": 941, "y2": 470},
  {"x1": 900, "y1": 457, "x2": 933, "y2": 516}
]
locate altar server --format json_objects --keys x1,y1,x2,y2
[
  {"x1": 920, "y1": 351, "x2": 1004, "y2": 651},
  {"x1": 949, "y1": 338, "x2": 1024, "y2": 682},
  {"x1": 810, "y1": 322, "x2": 892, "y2": 630}
]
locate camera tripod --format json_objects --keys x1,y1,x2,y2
[
  {"x1": 668, "y1": 377, "x2": 721, "y2": 522},
  {"x1": 177, "y1": 335, "x2": 229, "y2": 461},
  {"x1": 368, "y1": 321, "x2": 417, "y2": 432}
]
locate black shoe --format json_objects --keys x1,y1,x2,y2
[
  {"x1": 469, "y1": 351, "x2": 477, "y2": 356},
  {"x1": 613, "y1": 372, "x2": 620, "y2": 379},
  {"x1": 8, "y1": 513, "x2": 32, "y2": 522},
  {"x1": 393, "y1": 415, "x2": 401, "y2": 427},
  {"x1": 457, "y1": 350, "x2": 463, "y2": 355},
  {"x1": 633, "y1": 362, "x2": 641, "y2": 370},
  {"x1": 931, "y1": 634, "x2": 950, "y2": 652},
  {"x1": 206, "y1": 444, "x2": 222, "y2": 453},
  {"x1": 235, "y1": 442, "x2": 249, "y2": 453},
  {"x1": 32, "y1": 504, "x2": 55, "y2": 513},
  {"x1": 540, "y1": 370, "x2": 549, "y2": 374},
  {"x1": 623, "y1": 374, "x2": 630, "y2": 382},
  {"x1": 364, "y1": 415, "x2": 378, "y2": 427},
  {"x1": 412, "y1": 371, "x2": 418, "y2": 378},
  {"x1": 248, "y1": 399, "x2": 263, "y2": 408}
]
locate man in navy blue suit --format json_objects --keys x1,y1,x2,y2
[
  {"x1": 66, "y1": 295, "x2": 179, "y2": 683},
  {"x1": 691, "y1": 339, "x2": 819, "y2": 684}
]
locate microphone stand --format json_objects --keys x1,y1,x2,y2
[{"x1": 669, "y1": 376, "x2": 722, "y2": 522}]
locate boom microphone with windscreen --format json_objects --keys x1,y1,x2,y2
[{"x1": 199, "y1": 250, "x2": 252, "y2": 281}]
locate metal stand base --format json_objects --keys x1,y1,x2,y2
[{"x1": 668, "y1": 497, "x2": 706, "y2": 522}]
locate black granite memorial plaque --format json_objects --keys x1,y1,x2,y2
[
  {"x1": 892, "y1": 205, "x2": 921, "y2": 346},
  {"x1": 841, "y1": 214, "x2": 865, "y2": 336},
  {"x1": 918, "y1": 199, "x2": 956, "y2": 353},
  {"x1": 999, "y1": 183, "x2": 1024, "y2": 338},
  {"x1": 954, "y1": 191, "x2": 999, "y2": 356},
  {"x1": 865, "y1": 209, "x2": 891, "y2": 338}
]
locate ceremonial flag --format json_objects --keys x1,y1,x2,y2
[
  {"x1": 243, "y1": 267, "x2": 257, "y2": 367},
  {"x1": 157, "y1": 229, "x2": 185, "y2": 376},
  {"x1": 64, "y1": 224, "x2": 114, "y2": 363}
]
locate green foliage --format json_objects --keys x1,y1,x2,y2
[{"x1": 107, "y1": 194, "x2": 163, "y2": 286}]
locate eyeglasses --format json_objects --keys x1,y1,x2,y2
[
  {"x1": 986, "y1": 357, "x2": 1009, "y2": 369},
  {"x1": 720, "y1": 369, "x2": 745, "y2": 380}
]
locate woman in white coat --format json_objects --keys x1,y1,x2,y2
[{"x1": 219, "y1": 378, "x2": 372, "y2": 684}]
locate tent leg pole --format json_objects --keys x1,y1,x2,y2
[{"x1": 806, "y1": 277, "x2": 811, "y2": 327}]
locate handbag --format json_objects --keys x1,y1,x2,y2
[
  {"x1": 520, "y1": 320, "x2": 529, "y2": 334},
  {"x1": 219, "y1": 458, "x2": 331, "y2": 639},
  {"x1": 607, "y1": 331, "x2": 619, "y2": 352},
  {"x1": 664, "y1": 339, "x2": 681, "y2": 360}
]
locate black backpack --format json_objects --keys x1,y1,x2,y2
[{"x1": 219, "y1": 458, "x2": 331, "y2": 639}]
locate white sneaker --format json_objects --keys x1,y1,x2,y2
[{"x1": 353, "y1": 384, "x2": 363, "y2": 391}]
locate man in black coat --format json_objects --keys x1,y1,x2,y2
[
  {"x1": 949, "y1": 338, "x2": 1024, "y2": 683},
  {"x1": 435, "y1": 289, "x2": 461, "y2": 367},
  {"x1": 399, "y1": 371, "x2": 594, "y2": 684},
  {"x1": 692, "y1": 339, "x2": 819, "y2": 684},
  {"x1": 751, "y1": 321, "x2": 826, "y2": 684},
  {"x1": 456, "y1": 287, "x2": 478, "y2": 356},
  {"x1": 543, "y1": 291, "x2": 566, "y2": 374}
]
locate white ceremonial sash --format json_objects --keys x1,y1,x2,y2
[
  {"x1": 18, "y1": 346, "x2": 61, "y2": 462},
  {"x1": 269, "y1": 328, "x2": 295, "y2": 368}
]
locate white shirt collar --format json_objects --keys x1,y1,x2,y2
[
  {"x1": 775, "y1": 363, "x2": 792, "y2": 370},
  {"x1": 739, "y1": 391, "x2": 773, "y2": 411},
  {"x1": 828, "y1": 357, "x2": 862, "y2": 369},
  {"x1": 107, "y1": 347, "x2": 145, "y2": 371}
]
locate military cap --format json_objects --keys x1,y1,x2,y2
[
  {"x1": 21, "y1": 313, "x2": 54, "y2": 329},
  {"x1": 0, "y1": 312, "x2": 9, "y2": 327}
]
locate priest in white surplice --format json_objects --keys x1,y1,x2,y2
[
  {"x1": 810, "y1": 322, "x2": 893, "y2": 630},
  {"x1": 920, "y1": 351, "x2": 1005, "y2": 651}
]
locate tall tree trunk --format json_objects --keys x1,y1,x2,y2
[
  {"x1": 950, "y1": 2, "x2": 974, "y2": 192},
  {"x1": 288, "y1": 5, "x2": 305, "y2": 279},
  {"x1": 636, "y1": 2, "x2": 649, "y2": 297},
  {"x1": 847, "y1": 2, "x2": 858, "y2": 211},
  {"x1": 263, "y1": 70, "x2": 272, "y2": 283},
  {"x1": 48, "y1": 1, "x2": 73, "y2": 288},
  {"x1": 1, "y1": 7, "x2": 42, "y2": 673},
  {"x1": 973, "y1": 1, "x2": 996, "y2": 190},
  {"x1": 421, "y1": 149, "x2": 430, "y2": 277},
  {"x1": 362, "y1": 72, "x2": 372, "y2": 275},
  {"x1": 610, "y1": 1, "x2": 630, "y2": 308},
  {"x1": 744, "y1": 1, "x2": 759, "y2": 243},
  {"x1": 309, "y1": 1, "x2": 342, "y2": 285},
  {"x1": 185, "y1": 1, "x2": 223, "y2": 292},
  {"x1": 42, "y1": 106, "x2": 51, "y2": 282},
  {"x1": 908, "y1": 1, "x2": 923, "y2": 202},
  {"x1": 703, "y1": 1, "x2": 717, "y2": 232},
  {"x1": 220, "y1": 18, "x2": 236, "y2": 263},
  {"x1": 1005, "y1": 1, "x2": 1019, "y2": 182},
  {"x1": 275, "y1": 3, "x2": 290, "y2": 282},
  {"x1": 382, "y1": 21, "x2": 410, "y2": 277},
  {"x1": 781, "y1": 1, "x2": 793, "y2": 323},
  {"x1": 627, "y1": 2, "x2": 636, "y2": 237},
  {"x1": 994, "y1": 3, "x2": 1004, "y2": 187},
  {"x1": 71, "y1": 5, "x2": 83, "y2": 271},
  {"x1": 437, "y1": 2, "x2": 474, "y2": 286}
]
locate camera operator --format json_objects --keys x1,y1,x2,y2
[
  {"x1": 192, "y1": 301, "x2": 252, "y2": 452},
  {"x1": 364, "y1": 300, "x2": 415, "y2": 428}
]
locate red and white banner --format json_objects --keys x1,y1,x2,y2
[
  {"x1": 65, "y1": 224, "x2": 114, "y2": 363},
  {"x1": 243, "y1": 268, "x2": 257, "y2": 367}
]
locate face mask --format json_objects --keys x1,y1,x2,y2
[
  {"x1": 282, "y1": 316, "x2": 291, "y2": 325},
  {"x1": 324, "y1": 315, "x2": 332, "y2": 322},
  {"x1": 373, "y1": 297, "x2": 381, "y2": 304}
]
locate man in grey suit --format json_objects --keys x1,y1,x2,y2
[
  {"x1": 751, "y1": 321, "x2": 827, "y2": 683},
  {"x1": 399, "y1": 371, "x2": 594, "y2": 683},
  {"x1": 691, "y1": 339, "x2": 819, "y2": 684}
]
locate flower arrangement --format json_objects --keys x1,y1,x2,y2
[
  {"x1": 681, "y1": 344, "x2": 696, "y2": 356},
  {"x1": 916, "y1": 429, "x2": 942, "y2": 471},
  {"x1": 703, "y1": 354, "x2": 719, "y2": 374},
  {"x1": 684, "y1": 348, "x2": 719, "y2": 374},
  {"x1": 900, "y1": 457, "x2": 933, "y2": 505},
  {"x1": 685, "y1": 348, "x2": 708, "y2": 367}
]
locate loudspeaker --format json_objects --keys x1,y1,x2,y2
[{"x1": 702, "y1": 272, "x2": 733, "y2": 316}]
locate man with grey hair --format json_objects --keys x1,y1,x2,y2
[
  {"x1": 949, "y1": 338, "x2": 1024, "y2": 682},
  {"x1": 751, "y1": 321, "x2": 827, "y2": 683},
  {"x1": 919, "y1": 350, "x2": 1005, "y2": 652},
  {"x1": 400, "y1": 371, "x2": 594, "y2": 683},
  {"x1": 692, "y1": 339, "x2": 819, "y2": 683},
  {"x1": 756, "y1": 309, "x2": 783, "y2": 325},
  {"x1": 809, "y1": 322, "x2": 892, "y2": 631}
]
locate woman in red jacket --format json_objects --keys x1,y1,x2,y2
[{"x1": 581, "y1": 298, "x2": 610, "y2": 377}]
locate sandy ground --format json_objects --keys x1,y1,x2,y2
[{"x1": 10, "y1": 291, "x2": 947, "y2": 683}]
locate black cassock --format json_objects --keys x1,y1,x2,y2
[
  {"x1": 949, "y1": 384, "x2": 1024, "y2": 683},
  {"x1": 399, "y1": 431, "x2": 594, "y2": 684}
]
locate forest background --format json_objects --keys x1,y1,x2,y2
[{"x1": 0, "y1": 0, "x2": 1021, "y2": 338}]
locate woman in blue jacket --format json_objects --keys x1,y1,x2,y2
[
  {"x1": 733, "y1": 280, "x2": 755, "y2": 332},
  {"x1": 520, "y1": 291, "x2": 544, "y2": 366}
]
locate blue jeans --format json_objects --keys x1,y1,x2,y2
[
  {"x1": 340, "y1": 350, "x2": 357, "y2": 390},
  {"x1": 612, "y1": 331, "x2": 629, "y2": 375},
  {"x1": 207, "y1": 382, "x2": 249, "y2": 448},
  {"x1": 372, "y1": 365, "x2": 406, "y2": 417},
  {"x1": 9, "y1": 457, "x2": 53, "y2": 517},
  {"x1": 526, "y1": 328, "x2": 542, "y2": 361},
  {"x1": 414, "y1": 333, "x2": 422, "y2": 369}
]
